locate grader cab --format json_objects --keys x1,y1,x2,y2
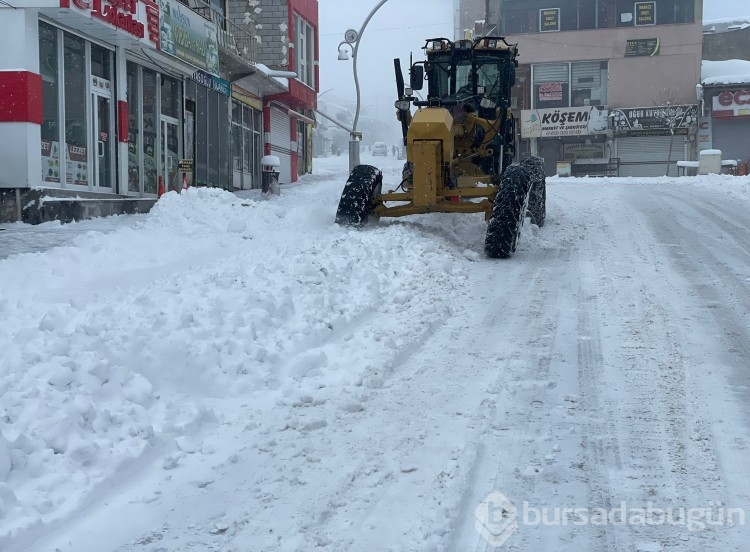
[{"x1": 335, "y1": 36, "x2": 546, "y2": 258}]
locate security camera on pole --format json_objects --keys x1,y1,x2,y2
[{"x1": 336, "y1": 0, "x2": 391, "y2": 174}]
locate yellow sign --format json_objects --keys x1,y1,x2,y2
[
  {"x1": 635, "y1": 2, "x2": 656, "y2": 26},
  {"x1": 231, "y1": 85, "x2": 263, "y2": 111},
  {"x1": 540, "y1": 8, "x2": 560, "y2": 32}
]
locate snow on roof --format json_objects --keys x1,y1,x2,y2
[
  {"x1": 703, "y1": 17, "x2": 750, "y2": 33},
  {"x1": 701, "y1": 59, "x2": 750, "y2": 86}
]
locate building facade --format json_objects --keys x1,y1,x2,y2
[
  {"x1": 699, "y1": 20, "x2": 750, "y2": 167},
  {"x1": 458, "y1": 0, "x2": 704, "y2": 176},
  {"x1": 0, "y1": 0, "x2": 318, "y2": 223}
]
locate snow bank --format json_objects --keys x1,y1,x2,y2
[{"x1": 0, "y1": 181, "x2": 465, "y2": 541}]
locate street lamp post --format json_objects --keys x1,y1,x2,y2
[{"x1": 337, "y1": 0, "x2": 391, "y2": 174}]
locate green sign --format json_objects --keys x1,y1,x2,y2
[
  {"x1": 159, "y1": 0, "x2": 220, "y2": 77},
  {"x1": 625, "y1": 38, "x2": 660, "y2": 57}
]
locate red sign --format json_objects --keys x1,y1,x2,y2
[
  {"x1": 712, "y1": 89, "x2": 750, "y2": 118},
  {"x1": 60, "y1": 0, "x2": 159, "y2": 48},
  {"x1": 538, "y1": 82, "x2": 563, "y2": 102},
  {"x1": 717, "y1": 90, "x2": 750, "y2": 106}
]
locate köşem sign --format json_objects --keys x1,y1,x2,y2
[{"x1": 521, "y1": 106, "x2": 609, "y2": 138}]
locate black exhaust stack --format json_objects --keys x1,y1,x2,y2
[{"x1": 394, "y1": 58, "x2": 409, "y2": 146}]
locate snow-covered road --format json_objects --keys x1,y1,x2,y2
[{"x1": 1, "y1": 155, "x2": 749, "y2": 551}]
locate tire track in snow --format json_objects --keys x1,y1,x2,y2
[
  {"x1": 583, "y1": 185, "x2": 750, "y2": 551},
  {"x1": 445, "y1": 245, "x2": 573, "y2": 552},
  {"x1": 575, "y1": 285, "x2": 623, "y2": 552}
]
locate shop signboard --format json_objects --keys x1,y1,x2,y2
[
  {"x1": 563, "y1": 142, "x2": 606, "y2": 160},
  {"x1": 610, "y1": 104, "x2": 698, "y2": 136},
  {"x1": 712, "y1": 90, "x2": 750, "y2": 118},
  {"x1": 61, "y1": 0, "x2": 160, "y2": 49},
  {"x1": 521, "y1": 106, "x2": 609, "y2": 138},
  {"x1": 191, "y1": 70, "x2": 229, "y2": 95},
  {"x1": 159, "y1": 0, "x2": 219, "y2": 77}
]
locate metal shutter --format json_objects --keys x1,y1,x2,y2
[
  {"x1": 572, "y1": 62, "x2": 601, "y2": 89},
  {"x1": 533, "y1": 63, "x2": 569, "y2": 83},
  {"x1": 616, "y1": 136, "x2": 687, "y2": 177},
  {"x1": 712, "y1": 118, "x2": 748, "y2": 161},
  {"x1": 270, "y1": 107, "x2": 292, "y2": 184}
]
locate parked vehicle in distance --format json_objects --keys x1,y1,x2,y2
[{"x1": 372, "y1": 142, "x2": 388, "y2": 156}]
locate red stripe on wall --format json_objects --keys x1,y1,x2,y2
[{"x1": 0, "y1": 71, "x2": 43, "y2": 125}]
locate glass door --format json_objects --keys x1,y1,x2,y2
[
  {"x1": 161, "y1": 116, "x2": 180, "y2": 191},
  {"x1": 91, "y1": 91, "x2": 115, "y2": 191}
]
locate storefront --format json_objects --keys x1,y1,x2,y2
[
  {"x1": 520, "y1": 105, "x2": 610, "y2": 176},
  {"x1": 156, "y1": 0, "x2": 230, "y2": 190},
  {"x1": 125, "y1": 60, "x2": 185, "y2": 195},
  {"x1": 0, "y1": 0, "x2": 236, "y2": 210},
  {"x1": 610, "y1": 105, "x2": 697, "y2": 177},
  {"x1": 231, "y1": 86, "x2": 263, "y2": 190},
  {"x1": 267, "y1": 105, "x2": 293, "y2": 185},
  {"x1": 185, "y1": 72, "x2": 231, "y2": 189},
  {"x1": 34, "y1": 0, "x2": 174, "y2": 196},
  {"x1": 709, "y1": 88, "x2": 750, "y2": 163}
]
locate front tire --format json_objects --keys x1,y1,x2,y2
[
  {"x1": 335, "y1": 165, "x2": 383, "y2": 227},
  {"x1": 485, "y1": 165, "x2": 532, "y2": 258},
  {"x1": 523, "y1": 156, "x2": 546, "y2": 227}
]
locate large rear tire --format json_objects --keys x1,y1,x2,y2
[
  {"x1": 523, "y1": 156, "x2": 546, "y2": 227},
  {"x1": 335, "y1": 165, "x2": 383, "y2": 227},
  {"x1": 485, "y1": 165, "x2": 532, "y2": 259}
]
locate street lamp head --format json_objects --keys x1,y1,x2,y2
[{"x1": 337, "y1": 41, "x2": 353, "y2": 61}]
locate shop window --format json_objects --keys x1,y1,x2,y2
[
  {"x1": 244, "y1": 106, "x2": 254, "y2": 176},
  {"x1": 39, "y1": 22, "x2": 61, "y2": 184},
  {"x1": 533, "y1": 63, "x2": 569, "y2": 109},
  {"x1": 142, "y1": 68, "x2": 158, "y2": 194},
  {"x1": 63, "y1": 32, "x2": 88, "y2": 186},
  {"x1": 294, "y1": 14, "x2": 315, "y2": 88},
  {"x1": 502, "y1": 0, "x2": 693, "y2": 32},
  {"x1": 571, "y1": 61, "x2": 607, "y2": 107},
  {"x1": 161, "y1": 75, "x2": 180, "y2": 118},
  {"x1": 253, "y1": 111, "x2": 262, "y2": 187},
  {"x1": 218, "y1": 93, "x2": 230, "y2": 188},
  {"x1": 196, "y1": 85, "x2": 208, "y2": 185},
  {"x1": 126, "y1": 62, "x2": 141, "y2": 193},
  {"x1": 616, "y1": 0, "x2": 695, "y2": 26},
  {"x1": 91, "y1": 44, "x2": 112, "y2": 81},
  {"x1": 533, "y1": 61, "x2": 608, "y2": 109},
  {"x1": 208, "y1": 92, "x2": 219, "y2": 185}
]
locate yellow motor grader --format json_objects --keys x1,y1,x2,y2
[{"x1": 334, "y1": 36, "x2": 546, "y2": 258}]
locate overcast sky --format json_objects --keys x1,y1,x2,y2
[
  {"x1": 317, "y1": 0, "x2": 750, "y2": 143},
  {"x1": 703, "y1": 1, "x2": 750, "y2": 20},
  {"x1": 318, "y1": 0, "x2": 454, "y2": 143}
]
